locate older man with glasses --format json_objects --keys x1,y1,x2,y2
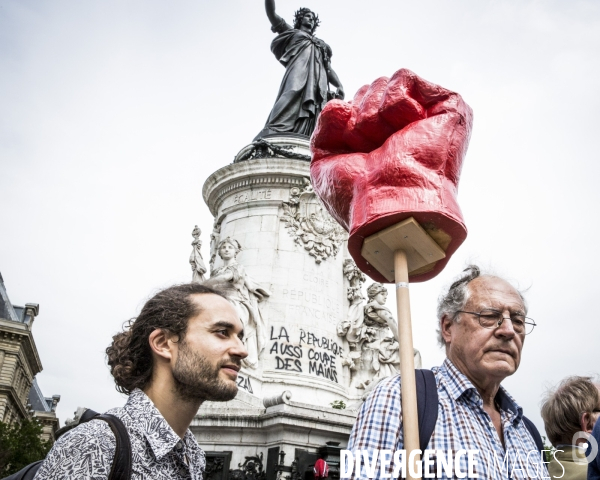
[{"x1": 347, "y1": 265, "x2": 546, "y2": 479}]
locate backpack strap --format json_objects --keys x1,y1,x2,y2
[
  {"x1": 1, "y1": 411, "x2": 131, "y2": 480},
  {"x1": 415, "y1": 369, "x2": 439, "y2": 453},
  {"x1": 0, "y1": 460, "x2": 44, "y2": 480},
  {"x1": 521, "y1": 415, "x2": 544, "y2": 454},
  {"x1": 404, "y1": 371, "x2": 544, "y2": 458},
  {"x1": 79, "y1": 411, "x2": 132, "y2": 480}
]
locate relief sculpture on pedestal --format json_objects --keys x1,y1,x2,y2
[{"x1": 281, "y1": 179, "x2": 347, "y2": 264}]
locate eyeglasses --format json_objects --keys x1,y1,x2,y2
[{"x1": 455, "y1": 309, "x2": 536, "y2": 335}]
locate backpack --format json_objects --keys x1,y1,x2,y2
[
  {"x1": 415, "y1": 369, "x2": 544, "y2": 453},
  {"x1": 1, "y1": 410, "x2": 132, "y2": 480}
]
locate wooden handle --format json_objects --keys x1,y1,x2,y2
[{"x1": 394, "y1": 249, "x2": 421, "y2": 479}]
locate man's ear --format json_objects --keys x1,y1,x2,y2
[
  {"x1": 581, "y1": 412, "x2": 597, "y2": 433},
  {"x1": 148, "y1": 329, "x2": 178, "y2": 362},
  {"x1": 440, "y1": 314, "x2": 454, "y2": 345}
]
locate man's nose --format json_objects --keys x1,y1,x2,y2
[
  {"x1": 495, "y1": 313, "x2": 517, "y2": 338},
  {"x1": 231, "y1": 335, "x2": 248, "y2": 359}
]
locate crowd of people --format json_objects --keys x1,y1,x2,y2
[{"x1": 11, "y1": 265, "x2": 598, "y2": 479}]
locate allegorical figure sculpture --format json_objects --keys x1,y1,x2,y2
[
  {"x1": 254, "y1": 0, "x2": 344, "y2": 140},
  {"x1": 205, "y1": 237, "x2": 271, "y2": 368},
  {"x1": 189, "y1": 225, "x2": 207, "y2": 283},
  {"x1": 364, "y1": 283, "x2": 421, "y2": 371},
  {"x1": 209, "y1": 218, "x2": 221, "y2": 271},
  {"x1": 364, "y1": 283, "x2": 399, "y2": 342},
  {"x1": 338, "y1": 277, "x2": 422, "y2": 392}
]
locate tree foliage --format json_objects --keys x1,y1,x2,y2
[
  {"x1": 330, "y1": 400, "x2": 346, "y2": 410},
  {"x1": 542, "y1": 435, "x2": 557, "y2": 463},
  {"x1": 0, "y1": 419, "x2": 52, "y2": 475}
]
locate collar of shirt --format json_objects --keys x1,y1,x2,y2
[
  {"x1": 437, "y1": 358, "x2": 524, "y2": 425},
  {"x1": 554, "y1": 445, "x2": 588, "y2": 463},
  {"x1": 123, "y1": 389, "x2": 198, "y2": 461}
]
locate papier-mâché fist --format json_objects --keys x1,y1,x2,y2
[{"x1": 310, "y1": 69, "x2": 473, "y2": 283}]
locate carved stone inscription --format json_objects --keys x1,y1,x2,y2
[
  {"x1": 281, "y1": 287, "x2": 340, "y2": 326},
  {"x1": 268, "y1": 326, "x2": 342, "y2": 383},
  {"x1": 233, "y1": 189, "x2": 272, "y2": 204}
]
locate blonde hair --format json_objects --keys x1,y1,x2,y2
[{"x1": 541, "y1": 376, "x2": 600, "y2": 446}]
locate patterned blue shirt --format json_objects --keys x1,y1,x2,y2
[
  {"x1": 347, "y1": 359, "x2": 548, "y2": 479},
  {"x1": 35, "y1": 389, "x2": 205, "y2": 480}
]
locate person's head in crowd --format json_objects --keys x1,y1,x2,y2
[
  {"x1": 541, "y1": 375, "x2": 600, "y2": 447},
  {"x1": 436, "y1": 265, "x2": 534, "y2": 388},
  {"x1": 106, "y1": 283, "x2": 247, "y2": 404}
]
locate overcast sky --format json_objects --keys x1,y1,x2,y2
[{"x1": 1, "y1": 0, "x2": 599, "y2": 436}]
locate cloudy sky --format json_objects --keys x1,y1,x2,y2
[{"x1": 1, "y1": 0, "x2": 599, "y2": 436}]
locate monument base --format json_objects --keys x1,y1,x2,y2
[{"x1": 193, "y1": 389, "x2": 354, "y2": 480}]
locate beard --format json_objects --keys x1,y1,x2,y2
[{"x1": 172, "y1": 341, "x2": 240, "y2": 403}]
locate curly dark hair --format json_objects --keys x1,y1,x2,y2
[
  {"x1": 293, "y1": 7, "x2": 320, "y2": 33},
  {"x1": 106, "y1": 283, "x2": 226, "y2": 395}
]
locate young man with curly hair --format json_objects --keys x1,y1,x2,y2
[{"x1": 35, "y1": 283, "x2": 247, "y2": 479}]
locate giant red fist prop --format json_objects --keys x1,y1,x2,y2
[{"x1": 310, "y1": 69, "x2": 473, "y2": 283}]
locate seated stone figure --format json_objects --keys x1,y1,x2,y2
[
  {"x1": 205, "y1": 237, "x2": 271, "y2": 368},
  {"x1": 364, "y1": 283, "x2": 399, "y2": 342}
]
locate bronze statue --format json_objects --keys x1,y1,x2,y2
[{"x1": 255, "y1": 1, "x2": 344, "y2": 140}]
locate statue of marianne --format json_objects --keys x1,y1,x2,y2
[{"x1": 254, "y1": 0, "x2": 345, "y2": 140}]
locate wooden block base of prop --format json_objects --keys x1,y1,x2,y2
[{"x1": 361, "y1": 217, "x2": 446, "y2": 283}]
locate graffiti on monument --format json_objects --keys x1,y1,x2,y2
[
  {"x1": 268, "y1": 326, "x2": 343, "y2": 383},
  {"x1": 280, "y1": 178, "x2": 347, "y2": 264},
  {"x1": 236, "y1": 374, "x2": 254, "y2": 394}
]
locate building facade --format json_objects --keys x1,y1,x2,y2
[{"x1": 0, "y1": 272, "x2": 60, "y2": 441}]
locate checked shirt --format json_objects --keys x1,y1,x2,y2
[
  {"x1": 347, "y1": 359, "x2": 548, "y2": 479},
  {"x1": 35, "y1": 389, "x2": 205, "y2": 480}
]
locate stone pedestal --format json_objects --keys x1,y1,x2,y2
[
  {"x1": 196, "y1": 136, "x2": 355, "y2": 478},
  {"x1": 202, "y1": 137, "x2": 349, "y2": 406},
  {"x1": 194, "y1": 135, "x2": 417, "y2": 478}
]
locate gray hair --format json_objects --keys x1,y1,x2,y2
[{"x1": 435, "y1": 265, "x2": 527, "y2": 347}]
